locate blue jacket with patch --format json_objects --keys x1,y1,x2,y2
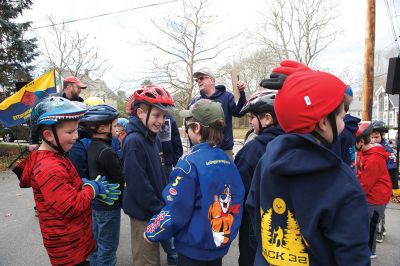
[
  {"x1": 159, "y1": 114, "x2": 183, "y2": 166},
  {"x1": 145, "y1": 142, "x2": 245, "y2": 261},
  {"x1": 190, "y1": 85, "x2": 246, "y2": 151},
  {"x1": 122, "y1": 115, "x2": 167, "y2": 221},
  {"x1": 246, "y1": 134, "x2": 370, "y2": 266},
  {"x1": 381, "y1": 139, "x2": 397, "y2": 170},
  {"x1": 332, "y1": 114, "x2": 360, "y2": 172}
]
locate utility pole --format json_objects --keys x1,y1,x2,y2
[{"x1": 362, "y1": 0, "x2": 376, "y2": 120}]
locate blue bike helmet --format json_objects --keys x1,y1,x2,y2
[
  {"x1": 31, "y1": 96, "x2": 86, "y2": 127},
  {"x1": 79, "y1": 104, "x2": 119, "y2": 126},
  {"x1": 30, "y1": 96, "x2": 86, "y2": 153},
  {"x1": 372, "y1": 120, "x2": 388, "y2": 133},
  {"x1": 116, "y1": 118, "x2": 128, "y2": 128}
]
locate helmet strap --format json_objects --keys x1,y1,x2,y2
[
  {"x1": 257, "y1": 113, "x2": 273, "y2": 133},
  {"x1": 328, "y1": 112, "x2": 338, "y2": 145},
  {"x1": 42, "y1": 125, "x2": 67, "y2": 155},
  {"x1": 145, "y1": 105, "x2": 155, "y2": 139},
  {"x1": 311, "y1": 131, "x2": 332, "y2": 149},
  {"x1": 311, "y1": 112, "x2": 338, "y2": 149}
]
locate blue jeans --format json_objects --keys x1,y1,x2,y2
[{"x1": 90, "y1": 209, "x2": 121, "y2": 266}]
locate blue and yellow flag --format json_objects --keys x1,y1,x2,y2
[{"x1": 0, "y1": 69, "x2": 56, "y2": 127}]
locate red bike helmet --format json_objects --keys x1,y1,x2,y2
[
  {"x1": 126, "y1": 84, "x2": 174, "y2": 115},
  {"x1": 356, "y1": 121, "x2": 373, "y2": 141}
]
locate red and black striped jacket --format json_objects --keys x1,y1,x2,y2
[{"x1": 17, "y1": 150, "x2": 95, "y2": 265}]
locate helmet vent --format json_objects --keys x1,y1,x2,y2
[{"x1": 145, "y1": 92, "x2": 156, "y2": 99}]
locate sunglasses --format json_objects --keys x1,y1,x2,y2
[{"x1": 194, "y1": 76, "x2": 209, "y2": 83}]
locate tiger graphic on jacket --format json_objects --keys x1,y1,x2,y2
[{"x1": 208, "y1": 184, "x2": 240, "y2": 247}]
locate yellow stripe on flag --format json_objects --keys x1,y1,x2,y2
[{"x1": 0, "y1": 69, "x2": 56, "y2": 110}]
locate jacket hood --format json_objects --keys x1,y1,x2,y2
[
  {"x1": 255, "y1": 125, "x2": 285, "y2": 145},
  {"x1": 200, "y1": 85, "x2": 226, "y2": 99},
  {"x1": 344, "y1": 114, "x2": 361, "y2": 134},
  {"x1": 126, "y1": 115, "x2": 156, "y2": 141},
  {"x1": 268, "y1": 134, "x2": 342, "y2": 176},
  {"x1": 363, "y1": 145, "x2": 390, "y2": 160},
  {"x1": 15, "y1": 151, "x2": 57, "y2": 188}
]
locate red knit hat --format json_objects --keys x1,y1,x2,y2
[{"x1": 274, "y1": 70, "x2": 346, "y2": 133}]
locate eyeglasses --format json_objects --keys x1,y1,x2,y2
[
  {"x1": 194, "y1": 76, "x2": 209, "y2": 83},
  {"x1": 185, "y1": 119, "x2": 197, "y2": 127}
]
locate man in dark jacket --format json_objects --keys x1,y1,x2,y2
[{"x1": 190, "y1": 68, "x2": 246, "y2": 158}]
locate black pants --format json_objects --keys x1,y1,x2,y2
[
  {"x1": 388, "y1": 169, "x2": 399, "y2": 189},
  {"x1": 177, "y1": 253, "x2": 222, "y2": 266},
  {"x1": 238, "y1": 215, "x2": 257, "y2": 266}
]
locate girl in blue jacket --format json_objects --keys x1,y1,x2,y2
[
  {"x1": 144, "y1": 99, "x2": 244, "y2": 266},
  {"x1": 234, "y1": 89, "x2": 284, "y2": 266}
]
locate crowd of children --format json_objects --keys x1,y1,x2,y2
[{"x1": 12, "y1": 60, "x2": 399, "y2": 266}]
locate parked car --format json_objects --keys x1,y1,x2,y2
[{"x1": 0, "y1": 123, "x2": 30, "y2": 142}]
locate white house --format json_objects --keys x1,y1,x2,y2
[{"x1": 373, "y1": 85, "x2": 399, "y2": 128}]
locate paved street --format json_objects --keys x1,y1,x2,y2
[{"x1": 1, "y1": 169, "x2": 399, "y2": 265}]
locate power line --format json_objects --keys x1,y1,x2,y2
[
  {"x1": 384, "y1": 0, "x2": 400, "y2": 54},
  {"x1": 392, "y1": 0, "x2": 400, "y2": 40},
  {"x1": 31, "y1": 0, "x2": 179, "y2": 30}
]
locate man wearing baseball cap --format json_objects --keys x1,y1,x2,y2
[
  {"x1": 190, "y1": 67, "x2": 247, "y2": 159},
  {"x1": 62, "y1": 76, "x2": 87, "y2": 102},
  {"x1": 246, "y1": 61, "x2": 370, "y2": 265},
  {"x1": 28, "y1": 76, "x2": 87, "y2": 151}
]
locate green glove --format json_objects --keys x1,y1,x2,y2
[{"x1": 95, "y1": 183, "x2": 121, "y2": 206}]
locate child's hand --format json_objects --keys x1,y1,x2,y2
[
  {"x1": 82, "y1": 178, "x2": 108, "y2": 198},
  {"x1": 143, "y1": 232, "x2": 152, "y2": 244}
]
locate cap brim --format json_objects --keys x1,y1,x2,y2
[
  {"x1": 193, "y1": 72, "x2": 205, "y2": 78},
  {"x1": 77, "y1": 82, "x2": 87, "y2": 89},
  {"x1": 179, "y1": 109, "x2": 193, "y2": 118}
]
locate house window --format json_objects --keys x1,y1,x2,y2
[
  {"x1": 384, "y1": 95, "x2": 389, "y2": 111},
  {"x1": 389, "y1": 111, "x2": 394, "y2": 126},
  {"x1": 383, "y1": 112, "x2": 388, "y2": 124}
]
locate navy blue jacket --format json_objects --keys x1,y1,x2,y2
[
  {"x1": 69, "y1": 138, "x2": 92, "y2": 179},
  {"x1": 332, "y1": 114, "x2": 360, "y2": 172},
  {"x1": 111, "y1": 136, "x2": 122, "y2": 159},
  {"x1": 122, "y1": 115, "x2": 167, "y2": 221},
  {"x1": 145, "y1": 142, "x2": 244, "y2": 260},
  {"x1": 87, "y1": 138, "x2": 124, "y2": 210},
  {"x1": 190, "y1": 85, "x2": 246, "y2": 150},
  {"x1": 234, "y1": 125, "x2": 284, "y2": 199},
  {"x1": 159, "y1": 114, "x2": 183, "y2": 166},
  {"x1": 247, "y1": 134, "x2": 370, "y2": 266}
]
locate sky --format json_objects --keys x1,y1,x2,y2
[{"x1": 20, "y1": 0, "x2": 400, "y2": 93}]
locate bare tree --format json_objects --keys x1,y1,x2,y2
[
  {"x1": 40, "y1": 16, "x2": 109, "y2": 86},
  {"x1": 142, "y1": 0, "x2": 239, "y2": 109},
  {"x1": 253, "y1": 0, "x2": 341, "y2": 65},
  {"x1": 218, "y1": 48, "x2": 280, "y2": 94}
]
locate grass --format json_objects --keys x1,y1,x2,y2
[{"x1": 0, "y1": 143, "x2": 28, "y2": 171}]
